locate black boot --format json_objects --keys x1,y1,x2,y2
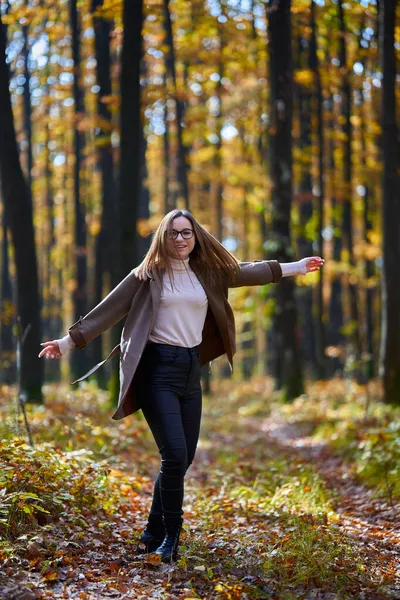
[
  {"x1": 154, "y1": 516, "x2": 183, "y2": 563},
  {"x1": 137, "y1": 514, "x2": 164, "y2": 554}
]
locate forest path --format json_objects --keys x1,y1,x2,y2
[
  {"x1": 262, "y1": 416, "x2": 400, "y2": 598},
  {"x1": 2, "y1": 383, "x2": 399, "y2": 600}
]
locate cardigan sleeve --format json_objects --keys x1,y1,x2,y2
[
  {"x1": 228, "y1": 260, "x2": 282, "y2": 288},
  {"x1": 68, "y1": 269, "x2": 141, "y2": 349}
]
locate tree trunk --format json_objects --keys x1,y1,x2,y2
[
  {"x1": 22, "y1": 5, "x2": 33, "y2": 208},
  {"x1": 358, "y1": 17, "x2": 376, "y2": 381},
  {"x1": 0, "y1": 208, "x2": 14, "y2": 384},
  {"x1": 294, "y1": 34, "x2": 318, "y2": 379},
  {"x1": 380, "y1": 0, "x2": 400, "y2": 404},
  {"x1": 119, "y1": 0, "x2": 144, "y2": 275},
  {"x1": 309, "y1": 0, "x2": 326, "y2": 378},
  {"x1": 44, "y1": 94, "x2": 61, "y2": 382},
  {"x1": 0, "y1": 15, "x2": 43, "y2": 401},
  {"x1": 106, "y1": 0, "x2": 144, "y2": 404},
  {"x1": 338, "y1": 0, "x2": 361, "y2": 367},
  {"x1": 70, "y1": 0, "x2": 89, "y2": 380},
  {"x1": 163, "y1": 70, "x2": 173, "y2": 213},
  {"x1": 92, "y1": 0, "x2": 118, "y2": 388},
  {"x1": 164, "y1": 0, "x2": 189, "y2": 209},
  {"x1": 137, "y1": 65, "x2": 151, "y2": 262},
  {"x1": 214, "y1": 19, "x2": 224, "y2": 243},
  {"x1": 327, "y1": 98, "x2": 344, "y2": 374},
  {"x1": 266, "y1": 0, "x2": 303, "y2": 400}
]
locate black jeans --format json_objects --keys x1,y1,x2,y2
[{"x1": 138, "y1": 341, "x2": 202, "y2": 522}]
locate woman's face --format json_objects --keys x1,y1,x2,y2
[{"x1": 166, "y1": 216, "x2": 196, "y2": 261}]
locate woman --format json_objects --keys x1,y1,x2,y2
[{"x1": 39, "y1": 209, "x2": 324, "y2": 563}]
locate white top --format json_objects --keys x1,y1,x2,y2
[
  {"x1": 148, "y1": 256, "x2": 208, "y2": 348},
  {"x1": 56, "y1": 259, "x2": 309, "y2": 355}
]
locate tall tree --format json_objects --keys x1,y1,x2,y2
[
  {"x1": 164, "y1": 0, "x2": 189, "y2": 209},
  {"x1": 294, "y1": 32, "x2": 318, "y2": 378},
  {"x1": 266, "y1": 0, "x2": 303, "y2": 400},
  {"x1": 309, "y1": 0, "x2": 326, "y2": 378},
  {"x1": 70, "y1": 0, "x2": 89, "y2": 379},
  {"x1": 358, "y1": 15, "x2": 376, "y2": 380},
  {"x1": 104, "y1": 0, "x2": 144, "y2": 402},
  {"x1": 92, "y1": 0, "x2": 118, "y2": 387},
  {"x1": 327, "y1": 88, "x2": 344, "y2": 372},
  {"x1": 338, "y1": 0, "x2": 360, "y2": 366},
  {"x1": 0, "y1": 14, "x2": 43, "y2": 401},
  {"x1": 380, "y1": 0, "x2": 400, "y2": 404},
  {"x1": 119, "y1": 0, "x2": 144, "y2": 275}
]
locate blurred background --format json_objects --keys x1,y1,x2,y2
[{"x1": 0, "y1": 0, "x2": 399, "y2": 405}]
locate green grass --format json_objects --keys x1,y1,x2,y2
[{"x1": 0, "y1": 377, "x2": 393, "y2": 598}]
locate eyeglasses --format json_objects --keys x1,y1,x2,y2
[{"x1": 166, "y1": 228, "x2": 194, "y2": 240}]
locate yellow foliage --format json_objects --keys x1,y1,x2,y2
[{"x1": 294, "y1": 69, "x2": 314, "y2": 87}]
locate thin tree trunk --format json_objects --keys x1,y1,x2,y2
[
  {"x1": 22, "y1": 4, "x2": 33, "y2": 208},
  {"x1": 294, "y1": 34, "x2": 318, "y2": 379},
  {"x1": 358, "y1": 16, "x2": 376, "y2": 381},
  {"x1": 92, "y1": 0, "x2": 117, "y2": 388},
  {"x1": 327, "y1": 91, "x2": 344, "y2": 373},
  {"x1": 137, "y1": 59, "x2": 151, "y2": 261},
  {"x1": 108, "y1": 0, "x2": 144, "y2": 404},
  {"x1": 310, "y1": 0, "x2": 326, "y2": 378},
  {"x1": 163, "y1": 70, "x2": 172, "y2": 213},
  {"x1": 119, "y1": 0, "x2": 144, "y2": 274},
  {"x1": 267, "y1": 0, "x2": 303, "y2": 400},
  {"x1": 164, "y1": 0, "x2": 189, "y2": 209},
  {"x1": 338, "y1": 0, "x2": 361, "y2": 366},
  {"x1": 250, "y1": 0, "x2": 270, "y2": 277},
  {"x1": 214, "y1": 18, "x2": 224, "y2": 242},
  {"x1": 0, "y1": 208, "x2": 14, "y2": 384},
  {"x1": 0, "y1": 15, "x2": 43, "y2": 401},
  {"x1": 70, "y1": 0, "x2": 89, "y2": 380},
  {"x1": 380, "y1": 0, "x2": 400, "y2": 404},
  {"x1": 44, "y1": 97, "x2": 61, "y2": 381}
]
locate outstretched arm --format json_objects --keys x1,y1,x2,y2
[
  {"x1": 229, "y1": 257, "x2": 324, "y2": 288},
  {"x1": 39, "y1": 268, "x2": 141, "y2": 359}
]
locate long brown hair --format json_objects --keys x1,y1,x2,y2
[{"x1": 135, "y1": 209, "x2": 240, "y2": 286}]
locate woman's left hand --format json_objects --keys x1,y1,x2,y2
[{"x1": 298, "y1": 256, "x2": 325, "y2": 274}]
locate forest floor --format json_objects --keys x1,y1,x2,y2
[{"x1": 1, "y1": 375, "x2": 400, "y2": 600}]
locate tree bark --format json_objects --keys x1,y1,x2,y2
[
  {"x1": 294, "y1": 34, "x2": 318, "y2": 379},
  {"x1": 266, "y1": 0, "x2": 303, "y2": 400},
  {"x1": 22, "y1": 4, "x2": 33, "y2": 208},
  {"x1": 163, "y1": 70, "x2": 173, "y2": 213},
  {"x1": 105, "y1": 0, "x2": 144, "y2": 404},
  {"x1": 338, "y1": 0, "x2": 361, "y2": 367},
  {"x1": 309, "y1": 0, "x2": 326, "y2": 378},
  {"x1": 92, "y1": 0, "x2": 118, "y2": 388},
  {"x1": 0, "y1": 208, "x2": 14, "y2": 384},
  {"x1": 358, "y1": 16, "x2": 376, "y2": 381},
  {"x1": 164, "y1": 0, "x2": 189, "y2": 209},
  {"x1": 119, "y1": 0, "x2": 144, "y2": 276},
  {"x1": 0, "y1": 15, "x2": 43, "y2": 401},
  {"x1": 70, "y1": 0, "x2": 89, "y2": 380},
  {"x1": 214, "y1": 18, "x2": 224, "y2": 242},
  {"x1": 380, "y1": 0, "x2": 400, "y2": 404}
]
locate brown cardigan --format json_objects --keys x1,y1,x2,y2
[{"x1": 68, "y1": 259, "x2": 282, "y2": 420}]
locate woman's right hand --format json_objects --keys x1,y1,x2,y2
[{"x1": 38, "y1": 341, "x2": 62, "y2": 359}]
